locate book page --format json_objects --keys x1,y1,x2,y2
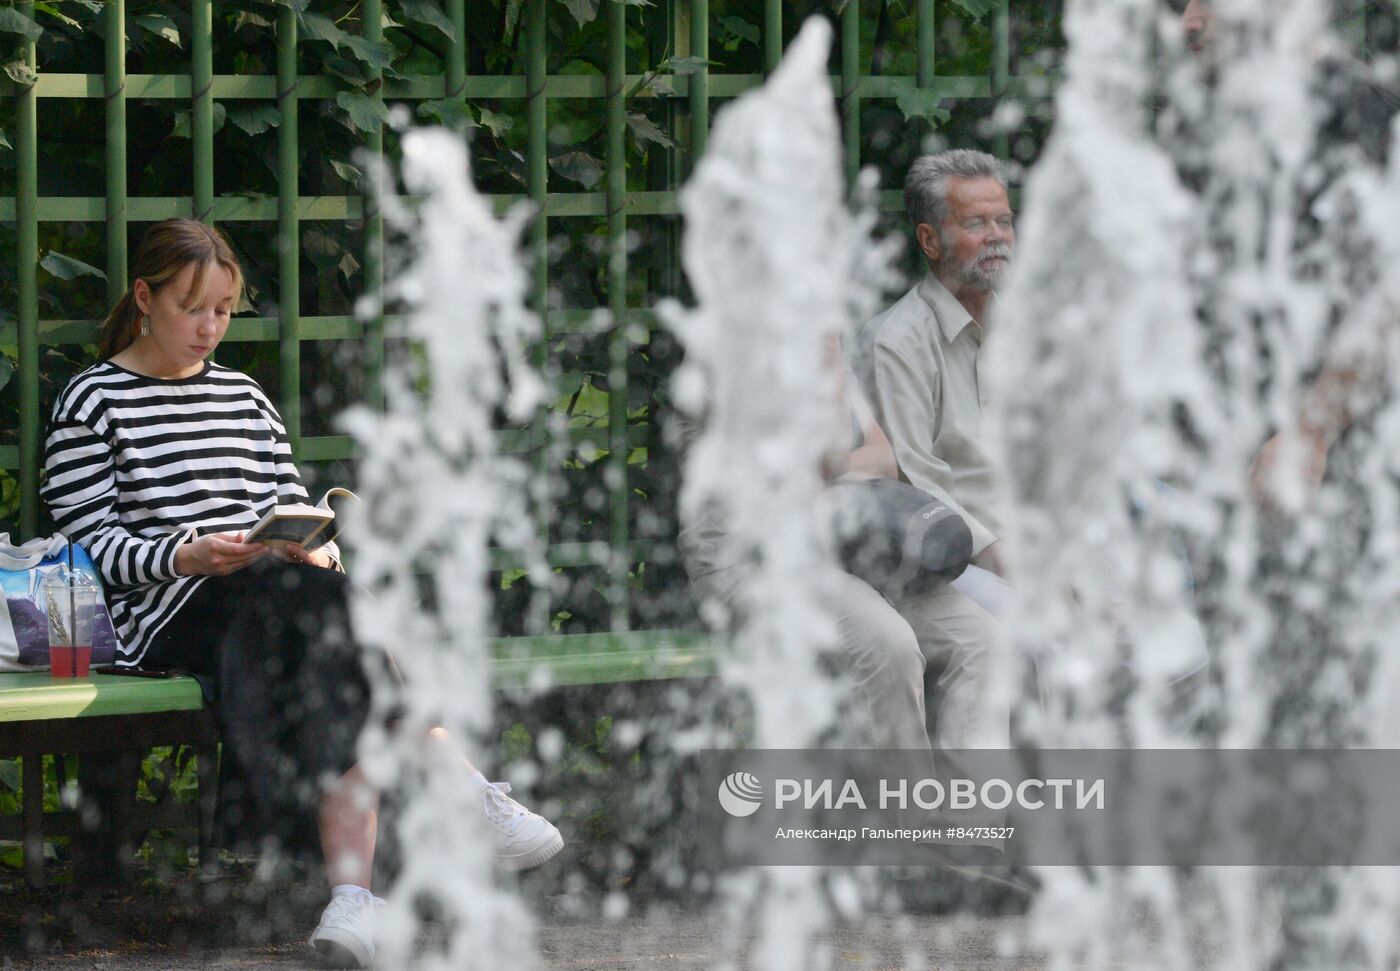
[
  {"x1": 247, "y1": 514, "x2": 332, "y2": 549},
  {"x1": 316, "y1": 486, "x2": 360, "y2": 511}
]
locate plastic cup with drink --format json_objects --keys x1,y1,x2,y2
[{"x1": 41, "y1": 565, "x2": 100, "y2": 679}]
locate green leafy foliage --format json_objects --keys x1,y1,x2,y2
[
  {"x1": 0, "y1": 472, "x2": 18, "y2": 522},
  {"x1": 343, "y1": 35, "x2": 396, "y2": 71},
  {"x1": 0, "y1": 7, "x2": 43, "y2": 43},
  {"x1": 503, "y1": 0, "x2": 525, "y2": 35},
  {"x1": 398, "y1": 0, "x2": 456, "y2": 41},
  {"x1": 549, "y1": 149, "x2": 604, "y2": 188},
  {"x1": 416, "y1": 96, "x2": 471, "y2": 129},
  {"x1": 0, "y1": 759, "x2": 18, "y2": 793},
  {"x1": 322, "y1": 53, "x2": 375, "y2": 86},
  {"x1": 133, "y1": 12, "x2": 181, "y2": 47},
  {"x1": 34, "y1": 3, "x2": 83, "y2": 30},
  {"x1": 0, "y1": 750, "x2": 205, "y2": 872},
  {"x1": 299, "y1": 11, "x2": 348, "y2": 49},
  {"x1": 893, "y1": 81, "x2": 952, "y2": 128},
  {"x1": 3, "y1": 59, "x2": 37, "y2": 86},
  {"x1": 170, "y1": 102, "x2": 228, "y2": 138},
  {"x1": 328, "y1": 158, "x2": 362, "y2": 188},
  {"x1": 950, "y1": 0, "x2": 1002, "y2": 19},
  {"x1": 658, "y1": 55, "x2": 707, "y2": 75},
  {"x1": 227, "y1": 103, "x2": 281, "y2": 137},
  {"x1": 716, "y1": 15, "x2": 759, "y2": 51},
  {"x1": 500, "y1": 723, "x2": 534, "y2": 763},
  {"x1": 626, "y1": 112, "x2": 675, "y2": 149},
  {"x1": 0, "y1": 759, "x2": 20, "y2": 846},
  {"x1": 336, "y1": 91, "x2": 390, "y2": 133},
  {"x1": 477, "y1": 106, "x2": 514, "y2": 138},
  {"x1": 558, "y1": 0, "x2": 600, "y2": 29},
  {"x1": 40, "y1": 251, "x2": 106, "y2": 282},
  {"x1": 137, "y1": 746, "x2": 201, "y2": 805}
]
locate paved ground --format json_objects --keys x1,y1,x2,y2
[
  {"x1": 0, "y1": 910, "x2": 1045, "y2": 970},
  {"x1": 1, "y1": 859, "x2": 1257, "y2": 969},
  {"x1": 0, "y1": 859, "x2": 1054, "y2": 970},
  {"x1": 537, "y1": 910, "x2": 1044, "y2": 970}
]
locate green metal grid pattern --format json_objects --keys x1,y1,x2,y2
[{"x1": 2, "y1": 0, "x2": 1031, "y2": 629}]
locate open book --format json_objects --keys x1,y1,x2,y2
[{"x1": 244, "y1": 487, "x2": 358, "y2": 552}]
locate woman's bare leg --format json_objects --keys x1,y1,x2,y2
[
  {"x1": 319, "y1": 763, "x2": 379, "y2": 890},
  {"x1": 317, "y1": 730, "x2": 474, "y2": 892}
]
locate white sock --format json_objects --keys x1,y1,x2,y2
[
  {"x1": 332, "y1": 883, "x2": 373, "y2": 900},
  {"x1": 470, "y1": 770, "x2": 491, "y2": 794}
]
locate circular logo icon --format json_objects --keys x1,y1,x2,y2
[{"x1": 718, "y1": 771, "x2": 764, "y2": 818}]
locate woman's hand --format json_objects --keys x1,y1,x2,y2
[
  {"x1": 277, "y1": 543, "x2": 334, "y2": 569},
  {"x1": 174, "y1": 532, "x2": 268, "y2": 576}
]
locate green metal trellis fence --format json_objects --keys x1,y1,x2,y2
[{"x1": 1, "y1": 0, "x2": 1034, "y2": 632}]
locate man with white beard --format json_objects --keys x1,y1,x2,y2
[{"x1": 854, "y1": 150, "x2": 1015, "y2": 608}]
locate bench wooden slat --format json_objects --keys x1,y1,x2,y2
[
  {"x1": 489, "y1": 630, "x2": 725, "y2": 689},
  {"x1": 0, "y1": 630, "x2": 726, "y2": 722},
  {"x1": 0, "y1": 673, "x2": 206, "y2": 722}
]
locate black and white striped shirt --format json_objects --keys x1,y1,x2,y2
[{"x1": 41, "y1": 360, "x2": 329, "y2": 665}]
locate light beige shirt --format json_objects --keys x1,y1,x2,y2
[{"x1": 852, "y1": 273, "x2": 1002, "y2": 554}]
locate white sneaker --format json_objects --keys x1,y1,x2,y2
[
  {"x1": 309, "y1": 891, "x2": 385, "y2": 968},
  {"x1": 482, "y1": 781, "x2": 564, "y2": 871}
]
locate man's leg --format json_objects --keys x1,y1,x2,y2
[
  {"x1": 893, "y1": 583, "x2": 1006, "y2": 750},
  {"x1": 691, "y1": 565, "x2": 931, "y2": 749},
  {"x1": 891, "y1": 584, "x2": 1014, "y2": 866},
  {"x1": 824, "y1": 570, "x2": 932, "y2": 749}
]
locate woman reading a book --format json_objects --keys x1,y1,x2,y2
[{"x1": 40, "y1": 219, "x2": 560, "y2": 969}]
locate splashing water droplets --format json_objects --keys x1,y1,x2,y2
[{"x1": 346, "y1": 127, "x2": 545, "y2": 971}]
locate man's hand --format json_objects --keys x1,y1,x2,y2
[
  {"x1": 971, "y1": 540, "x2": 1004, "y2": 577},
  {"x1": 174, "y1": 533, "x2": 268, "y2": 577},
  {"x1": 1249, "y1": 426, "x2": 1329, "y2": 516},
  {"x1": 821, "y1": 446, "x2": 852, "y2": 481}
]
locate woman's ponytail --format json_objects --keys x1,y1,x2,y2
[{"x1": 98, "y1": 288, "x2": 142, "y2": 360}]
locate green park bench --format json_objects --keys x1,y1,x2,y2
[
  {"x1": 0, "y1": 670, "x2": 217, "y2": 889},
  {"x1": 0, "y1": 630, "x2": 724, "y2": 888}
]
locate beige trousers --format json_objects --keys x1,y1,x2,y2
[{"x1": 691, "y1": 565, "x2": 1005, "y2": 751}]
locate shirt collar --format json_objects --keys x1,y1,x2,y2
[{"x1": 918, "y1": 273, "x2": 978, "y2": 343}]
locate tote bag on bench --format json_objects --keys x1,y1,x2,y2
[{"x1": 0, "y1": 534, "x2": 120, "y2": 671}]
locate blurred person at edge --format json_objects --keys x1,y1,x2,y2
[
  {"x1": 41, "y1": 219, "x2": 563, "y2": 970},
  {"x1": 1177, "y1": 0, "x2": 1400, "y2": 513},
  {"x1": 1164, "y1": 0, "x2": 1400, "y2": 752}
]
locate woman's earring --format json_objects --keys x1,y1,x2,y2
[{"x1": 139, "y1": 315, "x2": 151, "y2": 337}]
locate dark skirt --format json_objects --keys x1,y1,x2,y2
[{"x1": 142, "y1": 558, "x2": 382, "y2": 858}]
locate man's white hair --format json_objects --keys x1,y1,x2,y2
[{"x1": 903, "y1": 149, "x2": 1007, "y2": 233}]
